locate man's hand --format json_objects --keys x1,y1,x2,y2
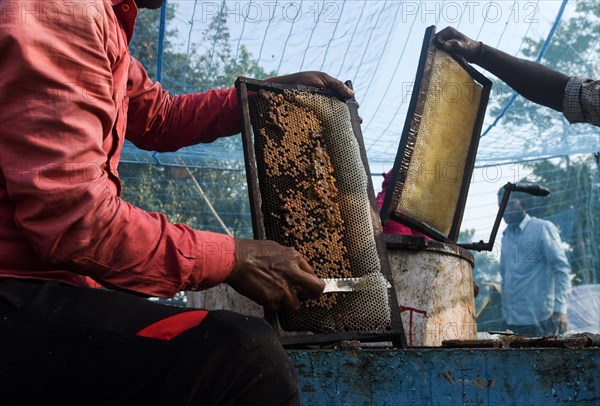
[
  {"x1": 226, "y1": 239, "x2": 325, "y2": 312},
  {"x1": 270, "y1": 71, "x2": 355, "y2": 99},
  {"x1": 550, "y1": 312, "x2": 568, "y2": 335},
  {"x1": 435, "y1": 27, "x2": 484, "y2": 63}
]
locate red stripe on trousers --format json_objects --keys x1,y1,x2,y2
[{"x1": 136, "y1": 310, "x2": 209, "y2": 340}]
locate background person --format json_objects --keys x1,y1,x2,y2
[{"x1": 497, "y1": 188, "x2": 572, "y2": 336}]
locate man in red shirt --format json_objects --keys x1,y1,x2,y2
[{"x1": 0, "y1": 0, "x2": 354, "y2": 404}]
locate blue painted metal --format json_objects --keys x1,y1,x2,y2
[{"x1": 290, "y1": 348, "x2": 600, "y2": 405}]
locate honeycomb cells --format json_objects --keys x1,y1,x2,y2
[
  {"x1": 397, "y1": 48, "x2": 483, "y2": 235},
  {"x1": 248, "y1": 89, "x2": 391, "y2": 333}
]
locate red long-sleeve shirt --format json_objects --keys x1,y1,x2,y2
[{"x1": 0, "y1": 0, "x2": 239, "y2": 297}]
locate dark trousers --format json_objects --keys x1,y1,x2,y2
[{"x1": 0, "y1": 278, "x2": 299, "y2": 406}]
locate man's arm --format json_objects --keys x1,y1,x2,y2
[
  {"x1": 125, "y1": 59, "x2": 355, "y2": 152},
  {"x1": 435, "y1": 27, "x2": 570, "y2": 112},
  {"x1": 122, "y1": 65, "x2": 351, "y2": 306},
  {"x1": 125, "y1": 57, "x2": 242, "y2": 151}
]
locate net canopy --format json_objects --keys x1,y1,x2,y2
[
  {"x1": 122, "y1": 0, "x2": 599, "y2": 171},
  {"x1": 120, "y1": 0, "x2": 599, "y2": 309}
]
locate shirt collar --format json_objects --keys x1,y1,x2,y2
[
  {"x1": 503, "y1": 213, "x2": 531, "y2": 235},
  {"x1": 517, "y1": 213, "x2": 531, "y2": 231},
  {"x1": 111, "y1": 0, "x2": 138, "y2": 43}
]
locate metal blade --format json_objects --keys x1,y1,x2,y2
[
  {"x1": 322, "y1": 277, "x2": 393, "y2": 293},
  {"x1": 322, "y1": 278, "x2": 361, "y2": 293}
]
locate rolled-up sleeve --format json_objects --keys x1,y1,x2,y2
[
  {"x1": 0, "y1": 1, "x2": 235, "y2": 297},
  {"x1": 563, "y1": 77, "x2": 600, "y2": 126},
  {"x1": 125, "y1": 57, "x2": 241, "y2": 151}
]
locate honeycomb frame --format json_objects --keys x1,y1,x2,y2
[
  {"x1": 380, "y1": 25, "x2": 492, "y2": 244},
  {"x1": 236, "y1": 77, "x2": 406, "y2": 347}
]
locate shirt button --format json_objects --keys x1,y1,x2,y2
[
  {"x1": 121, "y1": 3, "x2": 130, "y2": 12},
  {"x1": 190, "y1": 284, "x2": 199, "y2": 291}
]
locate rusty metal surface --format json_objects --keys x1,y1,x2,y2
[
  {"x1": 383, "y1": 234, "x2": 475, "y2": 266},
  {"x1": 291, "y1": 348, "x2": 600, "y2": 405}
]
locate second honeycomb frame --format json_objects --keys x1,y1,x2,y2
[{"x1": 380, "y1": 25, "x2": 492, "y2": 244}]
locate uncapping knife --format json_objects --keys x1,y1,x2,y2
[{"x1": 322, "y1": 277, "x2": 393, "y2": 293}]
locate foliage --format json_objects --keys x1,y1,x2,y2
[
  {"x1": 119, "y1": 163, "x2": 252, "y2": 236},
  {"x1": 130, "y1": 4, "x2": 275, "y2": 92},
  {"x1": 128, "y1": 4, "x2": 177, "y2": 79}
]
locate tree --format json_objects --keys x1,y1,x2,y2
[
  {"x1": 128, "y1": 4, "x2": 177, "y2": 80},
  {"x1": 129, "y1": 3, "x2": 275, "y2": 92}
]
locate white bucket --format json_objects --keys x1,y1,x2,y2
[{"x1": 385, "y1": 235, "x2": 476, "y2": 346}]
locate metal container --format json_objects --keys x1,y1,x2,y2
[{"x1": 385, "y1": 234, "x2": 476, "y2": 346}]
